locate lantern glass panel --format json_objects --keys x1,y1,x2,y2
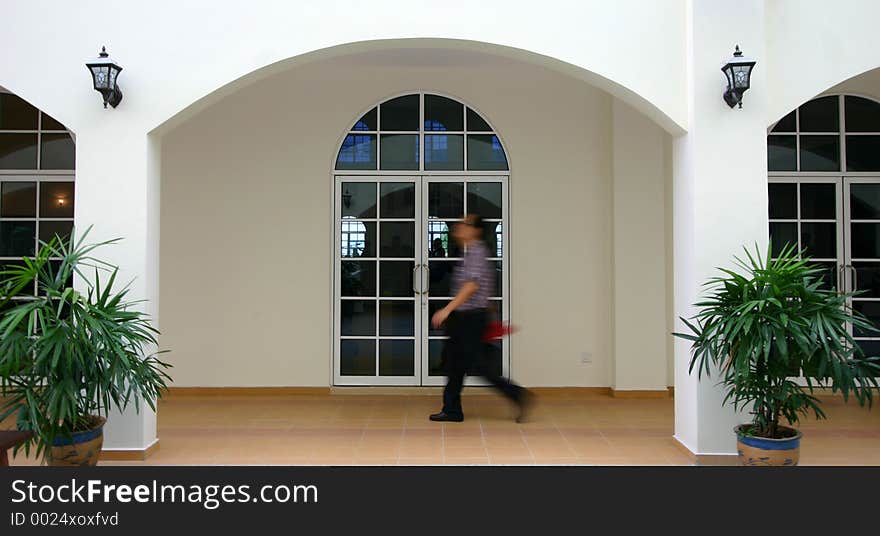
[
  {"x1": 90, "y1": 66, "x2": 109, "y2": 89},
  {"x1": 733, "y1": 65, "x2": 751, "y2": 89}
]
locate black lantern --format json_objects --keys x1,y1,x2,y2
[
  {"x1": 86, "y1": 46, "x2": 123, "y2": 108},
  {"x1": 721, "y1": 45, "x2": 756, "y2": 109}
]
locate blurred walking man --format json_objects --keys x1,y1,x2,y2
[{"x1": 430, "y1": 214, "x2": 532, "y2": 423}]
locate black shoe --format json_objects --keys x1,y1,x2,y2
[
  {"x1": 515, "y1": 390, "x2": 535, "y2": 423},
  {"x1": 430, "y1": 411, "x2": 463, "y2": 422}
]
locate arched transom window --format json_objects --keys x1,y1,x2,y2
[{"x1": 335, "y1": 93, "x2": 508, "y2": 172}]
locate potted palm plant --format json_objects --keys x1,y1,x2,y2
[
  {"x1": 675, "y1": 243, "x2": 880, "y2": 466},
  {"x1": 0, "y1": 228, "x2": 171, "y2": 466}
]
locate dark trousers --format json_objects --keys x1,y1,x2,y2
[{"x1": 441, "y1": 309, "x2": 523, "y2": 418}]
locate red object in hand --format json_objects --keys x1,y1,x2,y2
[{"x1": 482, "y1": 321, "x2": 517, "y2": 342}]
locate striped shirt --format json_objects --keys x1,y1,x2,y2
[{"x1": 451, "y1": 240, "x2": 494, "y2": 311}]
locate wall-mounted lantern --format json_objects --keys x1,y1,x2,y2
[
  {"x1": 86, "y1": 46, "x2": 123, "y2": 108},
  {"x1": 722, "y1": 45, "x2": 756, "y2": 109}
]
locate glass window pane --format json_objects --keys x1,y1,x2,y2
[
  {"x1": 379, "y1": 340, "x2": 415, "y2": 376},
  {"x1": 855, "y1": 340, "x2": 880, "y2": 360},
  {"x1": 467, "y1": 108, "x2": 492, "y2": 132},
  {"x1": 851, "y1": 184, "x2": 880, "y2": 220},
  {"x1": 340, "y1": 299, "x2": 376, "y2": 336},
  {"x1": 846, "y1": 136, "x2": 880, "y2": 172},
  {"x1": 845, "y1": 96, "x2": 880, "y2": 133},
  {"x1": 379, "y1": 300, "x2": 414, "y2": 336},
  {"x1": 853, "y1": 263, "x2": 880, "y2": 297},
  {"x1": 852, "y1": 223, "x2": 880, "y2": 258},
  {"x1": 379, "y1": 221, "x2": 414, "y2": 258},
  {"x1": 478, "y1": 339, "x2": 503, "y2": 378},
  {"x1": 428, "y1": 339, "x2": 446, "y2": 376},
  {"x1": 484, "y1": 221, "x2": 503, "y2": 257},
  {"x1": 491, "y1": 261, "x2": 503, "y2": 297},
  {"x1": 428, "y1": 182, "x2": 464, "y2": 219},
  {"x1": 767, "y1": 135, "x2": 796, "y2": 171},
  {"x1": 380, "y1": 182, "x2": 415, "y2": 218},
  {"x1": 39, "y1": 182, "x2": 74, "y2": 218},
  {"x1": 427, "y1": 220, "x2": 462, "y2": 258},
  {"x1": 799, "y1": 96, "x2": 839, "y2": 132},
  {"x1": 0, "y1": 133, "x2": 37, "y2": 169},
  {"x1": 800, "y1": 222, "x2": 836, "y2": 259},
  {"x1": 768, "y1": 183, "x2": 797, "y2": 219},
  {"x1": 799, "y1": 135, "x2": 839, "y2": 171},
  {"x1": 336, "y1": 134, "x2": 376, "y2": 170},
  {"x1": 39, "y1": 220, "x2": 73, "y2": 247},
  {"x1": 40, "y1": 112, "x2": 66, "y2": 131},
  {"x1": 352, "y1": 108, "x2": 377, "y2": 131},
  {"x1": 0, "y1": 93, "x2": 38, "y2": 130},
  {"x1": 40, "y1": 133, "x2": 75, "y2": 170},
  {"x1": 424, "y1": 134, "x2": 464, "y2": 171},
  {"x1": 380, "y1": 94, "x2": 419, "y2": 131},
  {"x1": 340, "y1": 182, "x2": 376, "y2": 218},
  {"x1": 428, "y1": 261, "x2": 455, "y2": 297},
  {"x1": 1, "y1": 182, "x2": 36, "y2": 217},
  {"x1": 340, "y1": 339, "x2": 375, "y2": 376},
  {"x1": 771, "y1": 111, "x2": 796, "y2": 133},
  {"x1": 379, "y1": 134, "x2": 419, "y2": 170},
  {"x1": 379, "y1": 261, "x2": 414, "y2": 297},
  {"x1": 769, "y1": 222, "x2": 798, "y2": 257},
  {"x1": 467, "y1": 135, "x2": 508, "y2": 171},
  {"x1": 341, "y1": 261, "x2": 376, "y2": 297},
  {"x1": 340, "y1": 220, "x2": 375, "y2": 258},
  {"x1": 467, "y1": 182, "x2": 502, "y2": 219},
  {"x1": 428, "y1": 300, "x2": 450, "y2": 336},
  {"x1": 809, "y1": 261, "x2": 837, "y2": 291},
  {"x1": 800, "y1": 183, "x2": 836, "y2": 219},
  {"x1": 853, "y1": 301, "x2": 880, "y2": 337},
  {"x1": 0, "y1": 222, "x2": 35, "y2": 257},
  {"x1": 424, "y1": 95, "x2": 463, "y2": 131}
]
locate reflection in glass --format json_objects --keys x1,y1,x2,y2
[
  {"x1": 428, "y1": 300, "x2": 450, "y2": 336},
  {"x1": 800, "y1": 223, "x2": 836, "y2": 259},
  {"x1": 379, "y1": 300, "x2": 415, "y2": 336},
  {"x1": 845, "y1": 96, "x2": 880, "y2": 132},
  {"x1": 855, "y1": 340, "x2": 880, "y2": 359},
  {"x1": 340, "y1": 300, "x2": 376, "y2": 336},
  {"x1": 0, "y1": 222, "x2": 35, "y2": 256},
  {"x1": 467, "y1": 183, "x2": 502, "y2": 219},
  {"x1": 40, "y1": 113, "x2": 66, "y2": 131},
  {"x1": 428, "y1": 261, "x2": 455, "y2": 297},
  {"x1": 379, "y1": 261, "x2": 414, "y2": 297},
  {"x1": 853, "y1": 301, "x2": 880, "y2": 337},
  {"x1": 40, "y1": 134, "x2": 75, "y2": 170},
  {"x1": 799, "y1": 135, "x2": 839, "y2": 171},
  {"x1": 846, "y1": 136, "x2": 880, "y2": 172},
  {"x1": 769, "y1": 222, "x2": 798, "y2": 257},
  {"x1": 341, "y1": 182, "x2": 376, "y2": 218},
  {"x1": 425, "y1": 95, "x2": 463, "y2": 131},
  {"x1": 0, "y1": 94, "x2": 38, "y2": 130},
  {"x1": 40, "y1": 182, "x2": 75, "y2": 218},
  {"x1": 428, "y1": 339, "x2": 446, "y2": 376},
  {"x1": 467, "y1": 135, "x2": 508, "y2": 171},
  {"x1": 380, "y1": 94, "x2": 419, "y2": 131},
  {"x1": 800, "y1": 183, "x2": 836, "y2": 219},
  {"x1": 0, "y1": 133, "x2": 37, "y2": 169},
  {"x1": 336, "y1": 134, "x2": 376, "y2": 170},
  {"x1": 340, "y1": 339, "x2": 375, "y2": 376},
  {"x1": 853, "y1": 263, "x2": 880, "y2": 298},
  {"x1": 352, "y1": 108, "x2": 377, "y2": 131},
  {"x1": 466, "y1": 108, "x2": 492, "y2": 132},
  {"x1": 380, "y1": 182, "x2": 415, "y2": 218},
  {"x1": 379, "y1": 222, "x2": 414, "y2": 258},
  {"x1": 768, "y1": 183, "x2": 797, "y2": 219},
  {"x1": 341, "y1": 261, "x2": 376, "y2": 297},
  {"x1": 428, "y1": 182, "x2": 463, "y2": 219},
  {"x1": 799, "y1": 96, "x2": 839, "y2": 132},
  {"x1": 767, "y1": 135, "x2": 796, "y2": 172},
  {"x1": 810, "y1": 261, "x2": 837, "y2": 290},
  {"x1": 851, "y1": 224, "x2": 880, "y2": 259},
  {"x1": 491, "y1": 261, "x2": 503, "y2": 297},
  {"x1": 39, "y1": 221, "x2": 73, "y2": 247},
  {"x1": 850, "y1": 184, "x2": 880, "y2": 220},
  {"x1": 340, "y1": 219, "x2": 375, "y2": 258},
  {"x1": 1, "y1": 182, "x2": 36, "y2": 217},
  {"x1": 424, "y1": 134, "x2": 464, "y2": 171},
  {"x1": 771, "y1": 111, "x2": 796, "y2": 132},
  {"x1": 484, "y1": 222, "x2": 503, "y2": 257},
  {"x1": 379, "y1": 340, "x2": 415, "y2": 376},
  {"x1": 380, "y1": 134, "x2": 419, "y2": 170}
]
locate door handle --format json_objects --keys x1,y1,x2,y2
[
  {"x1": 838, "y1": 264, "x2": 846, "y2": 291},
  {"x1": 849, "y1": 264, "x2": 859, "y2": 293},
  {"x1": 412, "y1": 264, "x2": 422, "y2": 295}
]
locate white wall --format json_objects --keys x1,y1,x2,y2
[{"x1": 159, "y1": 50, "x2": 671, "y2": 387}]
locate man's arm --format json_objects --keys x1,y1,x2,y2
[{"x1": 432, "y1": 282, "x2": 479, "y2": 328}]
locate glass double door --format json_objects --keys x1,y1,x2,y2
[
  {"x1": 334, "y1": 175, "x2": 508, "y2": 386},
  {"x1": 768, "y1": 176, "x2": 880, "y2": 357}
]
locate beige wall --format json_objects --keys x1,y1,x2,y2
[{"x1": 160, "y1": 49, "x2": 669, "y2": 387}]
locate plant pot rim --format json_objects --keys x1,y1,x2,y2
[
  {"x1": 51, "y1": 415, "x2": 106, "y2": 447},
  {"x1": 734, "y1": 424, "x2": 802, "y2": 441}
]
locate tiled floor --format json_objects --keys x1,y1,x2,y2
[{"x1": 6, "y1": 391, "x2": 880, "y2": 465}]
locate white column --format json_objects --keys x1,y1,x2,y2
[
  {"x1": 73, "y1": 122, "x2": 161, "y2": 452},
  {"x1": 611, "y1": 99, "x2": 669, "y2": 392},
  {"x1": 673, "y1": 0, "x2": 768, "y2": 456}
]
